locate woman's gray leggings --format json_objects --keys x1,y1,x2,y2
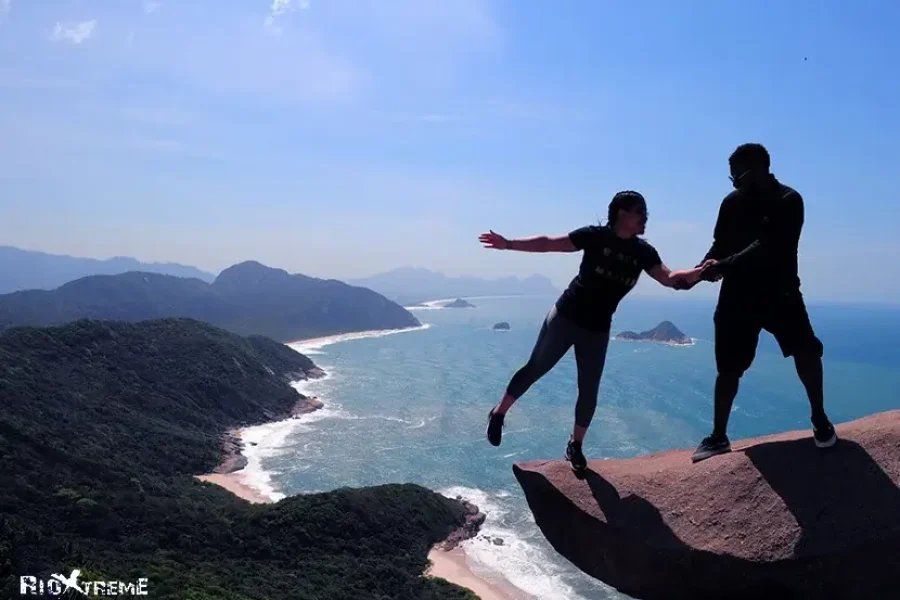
[{"x1": 506, "y1": 305, "x2": 610, "y2": 429}]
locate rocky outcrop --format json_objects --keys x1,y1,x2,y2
[
  {"x1": 444, "y1": 298, "x2": 475, "y2": 308},
  {"x1": 493, "y1": 322, "x2": 510, "y2": 330},
  {"x1": 513, "y1": 411, "x2": 900, "y2": 600},
  {"x1": 615, "y1": 320, "x2": 691, "y2": 345},
  {"x1": 292, "y1": 395, "x2": 324, "y2": 416},
  {"x1": 435, "y1": 497, "x2": 486, "y2": 550},
  {"x1": 212, "y1": 431, "x2": 249, "y2": 473}
]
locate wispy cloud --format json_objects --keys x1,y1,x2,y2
[
  {"x1": 0, "y1": 0, "x2": 11, "y2": 18},
  {"x1": 144, "y1": 1, "x2": 163, "y2": 14},
  {"x1": 51, "y1": 20, "x2": 97, "y2": 45},
  {"x1": 264, "y1": 0, "x2": 310, "y2": 33}
]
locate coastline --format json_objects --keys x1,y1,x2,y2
[
  {"x1": 426, "y1": 547, "x2": 530, "y2": 600},
  {"x1": 285, "y1": 323, "x2": 431, "y2": 350},
  {"x1": 197, "y1": 323, "x2": 529, "y2": 600}
]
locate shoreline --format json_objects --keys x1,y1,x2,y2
[
  {"x1": 426, "y1": 546, "x2": 531, "y2": 600},
  {"x1": 196, "y1": 323, "x2": 527, "y2": 600},
  {"x1": 285, "y1": 323, "x2": 431, "y2": 350}
]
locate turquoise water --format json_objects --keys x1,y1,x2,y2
[{"x1": 243, "y1": 295, "x2": 900, "y2": 600}]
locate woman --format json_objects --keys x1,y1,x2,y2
[{"x1": 479, "y1": 190, "x2": 704, "y2": 472}]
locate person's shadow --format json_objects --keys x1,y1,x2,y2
[
  {"x1": 742, "y1": 438, "x2": 900, "y2": 557},
  {"x1": 582, "y1": 468, "x2": 688, "y2": 551}
]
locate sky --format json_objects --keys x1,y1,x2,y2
[{"x1": 1, "y1": 0, "x2": 899, "y2": 303}]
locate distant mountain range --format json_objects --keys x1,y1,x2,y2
[
  {"x1": 349, "y1": 267, "x2": 559, "y2": 305},
  {"x1": 0, "y1": 246, "x2": 217, "y2": 294},
  {"x1": 0, "y1": 260, "x2": 420, "y2": 342}
]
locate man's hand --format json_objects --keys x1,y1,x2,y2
[
  {"x1": 699, "y1": 259, "x2": 723, "y2": 282},
  {"x1": 479, "y1": 230, "x2": 510, "y2": 250}
]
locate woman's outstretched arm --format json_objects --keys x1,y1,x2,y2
[{"x1": 479, "y1": 230, "x2": 578, "y2": 253}]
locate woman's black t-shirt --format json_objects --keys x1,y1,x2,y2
[{"x1": 554, "y1": 225, "x2": 662, "y2": 332}]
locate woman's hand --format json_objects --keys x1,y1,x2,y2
[{"x1": 479, "y1": 230, "x2": 510, "y2": 250}]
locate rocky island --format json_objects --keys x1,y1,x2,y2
[
  {"x1": 444, "y1": 298, "x2": 476, "y2": 308},
  {"x1": 493, "y1": 322, "x2": 510, "y2": 330},
  {"x1": 615, "y1": 320, "x2": 692, "y2": 345}
]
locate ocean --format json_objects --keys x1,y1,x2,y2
[{"x1": 239, "y1": 294, "x2": 900, "y2": 600}]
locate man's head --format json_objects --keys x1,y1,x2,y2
[
  {"x1": 608, "y1": 190, "x2": 648, "y2": 237},
  {"x1": 728, "y1": 143, "x2": 771, "y2": 191}
]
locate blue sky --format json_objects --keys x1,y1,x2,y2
[{"x1": 1, "y1": 0, "x2": 898, "y2": 303}]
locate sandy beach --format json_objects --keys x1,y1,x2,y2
[
  {"x1": 194, "y1": 472, "x2": 273, "y2": 504},
  {"x1": 195, "y1": 415, "x2": 522, "y2": 600},
  {"x1": 427, "y1": 547, "x2": 530, "y2": 600}
]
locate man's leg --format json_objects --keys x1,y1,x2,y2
[
  {"x1": 766, "y1": 291, "x2": 836, "y2": 447},
  {"x1": 794, "y1": 352, "x2": 826, "y2": 423},
  {"x1": 712, "y1": 371, "x2": 741, "y2": 438},
  {"x1": 692, "y1": 302, "x2": 759, "y2": 463},
  {"x1": 487, "y1": 306, "x2": 574, "y2": 446}
]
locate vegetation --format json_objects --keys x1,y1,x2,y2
[
  {"x1": 0, "y1": 261, "x2": 421, "y2": 342},
  {"x1": 0, "y1": 319, "x2": 473, "y2": 599}
]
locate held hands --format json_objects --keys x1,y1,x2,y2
[
  {"x1": 479, "y1": 230, "x2": 510, "y2": 250},
  {"x1": 672, "y1": 261, "x2": 721, "y2": 290},
  {"x1": 699, "y1": 259, "x2": 723, "y2": 282}
]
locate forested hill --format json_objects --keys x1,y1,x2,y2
[{"x1": 0, "y1": 319, "x2": 473, "y2": 600}]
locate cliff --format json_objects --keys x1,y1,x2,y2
[
  {"x1": 615, "y1": 320, "x2": 691, "y2": 345},
  {"x1": 513, "y1": 411, "x2": 900, "y2": 600},
  {"x1": 0, "y1": 260, "x2": 421, "y2": 342}
]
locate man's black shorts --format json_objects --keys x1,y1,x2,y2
[{"x1": 714, "y1": 289, "x2": 823, "y2": 374}]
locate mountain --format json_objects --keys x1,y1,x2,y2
[
  {"x1": 0, "y1": 245, "x2": 216, "y2": 294},
  {"x1": 348, "y1": 267, "x2": 559, "y2": 305},
  {"x1": 615, "y1": 321, "x2": 692, "y2": 345},
  {"x1": 0, "y1": 318, "x2": 474, "y2": 600},
  {"x1": 0, "y1": 261, "x2": 421, "y2": 342}
]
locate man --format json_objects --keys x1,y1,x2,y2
[{"x1": 687, "y1": 143, "x2": 838, "y2": 463}]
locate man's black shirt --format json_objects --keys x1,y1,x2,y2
[{"x1": 701, "y1": 175, "x2": 804, "y2": 297}]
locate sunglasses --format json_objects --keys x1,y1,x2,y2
[{"x1": 729, "y1": 169, "x2": 752, "y2": 186}]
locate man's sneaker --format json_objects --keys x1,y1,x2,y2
[
  {"x1": 565, "y1": 438, "x2": 587, "y2": 472},
  {"x1": 813, "y1": 418, "x2": 837, "y2": 448},
  {"x1": 486, "y1": 408, "x2": 504, "y2": 446},
  {"x1": 691, "y1": 434, "x2": 731, "y2": 463}
]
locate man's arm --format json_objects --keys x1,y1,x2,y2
[
  {"x1": 697, "y1": 198, "x2": 730, "y2": 267},
  {"x1": 709, "y1": 190, "x2": 803, "y2": 276}
]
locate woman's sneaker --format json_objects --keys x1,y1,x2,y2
[
  {"x1": 813, "y1": 418, "x2": 837, "y2": 448},
  {"x1": 565, "y1": 438, "x2": 587, "y2": 472},
  {"x1": 486, "y1": 408, "x2": 504, "y2": 446},
  {"x1": 691, "y1": 434, "x2": 731, "y2": 463}
]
